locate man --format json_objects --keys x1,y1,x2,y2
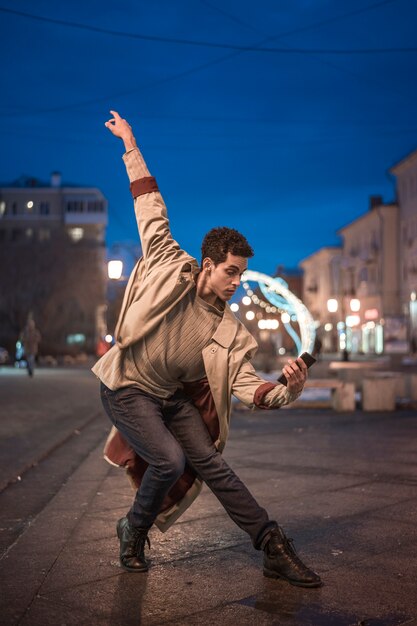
[
  {"x1": 93, "y1": 111, "x2": 321, "y2": 588},
  {"x1": 21, "y1": 318, "x2": 41, "y2": 377}
]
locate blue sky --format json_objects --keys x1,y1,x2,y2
[{"x1": 1, "y1": 0, "x2": 417, "y2": 274}]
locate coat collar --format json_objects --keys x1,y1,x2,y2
[{"x1": 211, "y1": 304, "x2": 239, "y2": 348}]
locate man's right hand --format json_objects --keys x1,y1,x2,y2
[{"x1": 105, "y1": 110, "x2": 137, "y2": 151}]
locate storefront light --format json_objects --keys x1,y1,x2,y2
[
  {"x1": 350, "y1": 298, "x2": 360, "y2": 312},
  {"x1": 327, "y1": 298, "x2": 338, "y2": 313},
  {"x1": 346, "y1": 315, "x2": 360, "y2": 327}
]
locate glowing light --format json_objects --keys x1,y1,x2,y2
[
  {"x1": 27, "y1": 201, "x2": 34, "y2": 209},
  {"x1": 346, "y1": 315, "x2": 360, "y2": 327},
  {"x1": 105, "y1": 334, "x2": 113, "y2": 343},
  {"x1": 411, "y1": 291, "x2": 417, "y2": 302},
  {"x1": 281, "y1": 312, "x2": 291, "y2": 324},
  {"x1": 364, "y1": 308, "x2": 378, "y2": 320},
  {"x1": 230, "y1": 303, "x2": 239, "y2": 312},
  {"x1": 68, "y1": 227, "x2": 84, "y2": 242},
  {"x1": 350, "y1": 298, "x2": 360, "y2": 312},
  {"x1": 242, "y1": 296, "x2": 251, "y2": 306},
  {"x1": 258, "y1": 319, "x2": 279, "y2": 330},
  {"x1": 278, "y1": 347, "x2": 286, "y2": 355},
  {"x1": 245, "y1": 311, "x2": 255, "y2": 321},
  {"x1": 108, "y1": 260, "x2": 123, "y2": 279},
  {"x1": 241, "y1": 270, "x2": 316, "y2": 354},
  {"x1": 324, "y1": 323, "x2": 333, "y2": 332},
  {"x1": 327, "y1": 299, "x2": 338, "y2": 313}
]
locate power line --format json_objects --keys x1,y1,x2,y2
[
  {"x1": 1, "y1": 0, "x2": 413, "y2": 119},
  {"x1": 196, "y1": 0, "x2": 415, "y2": 106},
  {"x1": 0, "y1": 4, "x2": 415, "y2": 54}
]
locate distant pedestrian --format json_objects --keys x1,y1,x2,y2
[{"x1": 21, "y1": 319, "x2": 41, "y2": 377}]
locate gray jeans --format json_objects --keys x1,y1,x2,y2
[{"x1": 100, "y1": 383, "x2": 277, "y2": 549}]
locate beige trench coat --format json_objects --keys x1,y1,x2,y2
[{"x1": 92, "y1": 149, "x2": 298, "y2": 530}]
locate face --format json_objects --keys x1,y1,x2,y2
[{"x1": 203, "y1": 252, "x2": 248, "y2": 302}]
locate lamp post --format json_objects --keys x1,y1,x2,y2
[
  {"x1": 106, "y1": 259, "x2": 125, "y2": 343},
  {"x1": 348, "y1": 298, "x2": 361, "y2": 353},
  {"x1": 327, "y1": 298, "x2": 339, "y2": 353}
]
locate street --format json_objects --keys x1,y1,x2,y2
[{"x1": 1, "y1": 367, "x2": 417, "y2": 625}]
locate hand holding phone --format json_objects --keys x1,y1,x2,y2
[{"x1": 277, "y1": 352, "x2": 316, "y2": 386}]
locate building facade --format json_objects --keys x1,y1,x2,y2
[
  {"x1": 0, "y1": 172, "x2": 108, "y2": 354},
  {"x1": 337, "y1": 198, "x2": 402, "y2": 354},
  {"x1": 390, "y1": 149, "x2": 417, "y2": 351},
  {"x1": 300, "y1": 247, "x2": 342, "y2": 352}
]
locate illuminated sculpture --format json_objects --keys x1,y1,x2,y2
[{"x1": 241, "y1": 270, "x2": 316, "y2": 355}]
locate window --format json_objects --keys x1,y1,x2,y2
[
  {"x1": 38, "y1": 228, "x2": 50, "y2": 241},
  {"x1": 12, "y1": 202, "x2": 17, "y2": 215},
  {"x1": 39, "y1": 202, "x2": 50, "y2": 215},
  {"x1": 87, "y1": 201, "x2": 103, "y2": 212},
  {"x1": 68, "y1": 227, "x2": 84, "y2": 242},
  {"x1": 0, "y1": 229, "x2": 6, "y2": 242},
  {"x1": 66, "y1": 333, "x2": 86, "y2": 345},
  {"x1": 66, "y1": 201, "x2": 84, "y2": 213}
]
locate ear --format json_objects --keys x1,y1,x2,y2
[{"x1": 202, "y1": 257, "x2": 213, "y2": 272}]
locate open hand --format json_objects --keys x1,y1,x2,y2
[
  {"x1": 105, "y1": 110, "x2": 136, "y2": 150},
  {"x1": 281, "y1": 357, "x2": 307, "y2": 395}
]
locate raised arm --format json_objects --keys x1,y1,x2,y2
[
  {"x1": 105, "y1": 110, "x2": 150, "y2": 177},
  {"x1": 105, "y1": 111, "x2": 185, "y2": 269}
]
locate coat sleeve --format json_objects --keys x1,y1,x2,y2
[
  {"x1": 122, "y1": 149, "x2": 188, "y2": 272},
  {"x1": 231, "y1": 359, "x2": 302, "y2": 409}
]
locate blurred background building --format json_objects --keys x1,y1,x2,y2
[
  {"x1": 297, "y1": 147, "x2": 417, "y2": 356},
  {"x1": 390, "y1": 148, "x2": 417, "y2": 353},
  {"x1": 1, "y1": 145, "x2": 416, "y2": 361},
  {"x1": 0, "y1": 172, "x2": 108, "y2": 355}
]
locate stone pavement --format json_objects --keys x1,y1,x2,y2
[{"x1": 1, "y1": 394, "x2": 417, "y2": 624}]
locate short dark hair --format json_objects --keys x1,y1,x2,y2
[{"x1": 201, "y1": 227, "x2": 254, "y2": 266}]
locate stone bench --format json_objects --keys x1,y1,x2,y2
[
  {"x1": 304, "y1": 378, "x2": 355, "y2": 411},
  {"x1": 329, "y1": 360, "x2": 390, "y2": 389},
  {"x1": 362, "y1": 374, "x2": 397, "y2": 411}
]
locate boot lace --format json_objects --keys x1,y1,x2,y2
[{"x1": 133, "y1": 531, "x2": 151, "y2": 555}]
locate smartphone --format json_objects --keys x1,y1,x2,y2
[{"x1": 277, "y1": 352, "x2": 317, "y2": 386}]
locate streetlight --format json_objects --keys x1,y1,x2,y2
[
  {"x1": 108, "y1": 260, "x2": 123, "y2": 280},
  {"x1": 350, "y1": 298, "x2": 360, "y2": 312},
  {"x1": 327, "y1": 298, "x2": 338, "y2": 313}
]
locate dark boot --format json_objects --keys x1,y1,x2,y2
[
  {"x1": 116, "y1": 517, "x2": 150, "y2": 572},
  {"x1": 263, "y1": 527, "x2": 322, "y2": 588}
]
